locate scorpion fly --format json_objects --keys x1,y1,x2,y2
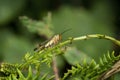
[{"x1": 34, "y1": 29, "x2": 71, "y2": 52}]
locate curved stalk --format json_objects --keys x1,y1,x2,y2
[{"x1": 60, "y1": 34, "x2": 120, "y2": 47}]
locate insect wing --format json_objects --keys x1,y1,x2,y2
[{"x1": 34, "y1": 36, "x2": 54, "y2": 51}]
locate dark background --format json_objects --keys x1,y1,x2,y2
[{"x1": 0, "y1": 0, "x2": 120, "y2": 64}]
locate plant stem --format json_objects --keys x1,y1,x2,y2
[
  {"x1": 20, "y1": 34, "x2": 120, "y2": 70},
  {"x1": 98, "y1": 60, "x2": 120, "y2": 80},
  {"x1": 52, "y1": 55, "x2": 60, "y2": 80},
  {"x1": 60, "y1": 34, "x2": 120, "y2": 47}
]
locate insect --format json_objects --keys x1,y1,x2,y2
[{"x1": 34, "y1": 29, "x2": 71, "y2": 52}]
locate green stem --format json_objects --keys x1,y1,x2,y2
[
  {"x1": 20, "y1": 34, "x2": 120, "y2": 69},
  {"x1": 60, "y1": 34, "x2": 120, "y2": 46}
]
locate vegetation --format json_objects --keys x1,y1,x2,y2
[{"x1": 0, "y1": 14, "x2": 120, "y2": 80}]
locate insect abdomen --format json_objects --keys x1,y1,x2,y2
[{"x1": 45, "y1": 34, "x2": 61, "y2": 48}]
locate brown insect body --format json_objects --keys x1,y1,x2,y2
[
  {"x1": 34, "y1": 29, "x2": 71, "y2": 52},
  {"x1": 45, "y1": 34, "x2": 61, "y2": 48},
  {"x1": 34, "y1": 34, "x2": 62, "y2": 52},
  {"x1": 34, "y1": 44, "x2": 45, "y2": 51}
]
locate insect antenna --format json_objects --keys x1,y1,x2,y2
[{"x1": 60, "y1": 28, "x2": 72, "y2": 35}]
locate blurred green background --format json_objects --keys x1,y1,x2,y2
[{"x1": 0, "y1": 0, "x2": 120, "y2": 68}]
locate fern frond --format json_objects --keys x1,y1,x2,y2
[
  {"x1": 0, "y1": 63, "x2": 18, "y2": 78},
  {"x1": 20, "y1": 43, "x2": 64, "y2": 68},
  {"x1": 62, "y1": 51, "x2": 120, "y2": 80},
  {"x1": 98, "y1": 51, "x2": 120, "y2": 74},
  {"x1": 5, "y1": 65, "x2": 54, "y2": 80}
]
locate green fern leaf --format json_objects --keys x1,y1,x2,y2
[{"x1": 62, "y1": 51, "x2": 120, "y2": 80}]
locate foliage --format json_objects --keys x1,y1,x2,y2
[
  {"x1": 0, "y1": 14, "x2": 120, "y2": 80},
  {"x1": 19, "y1": 13, "x2": 54, "y2": 38},
  {"x1": 62, "y1": 51, "x2": 120, "y2": 80}
]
